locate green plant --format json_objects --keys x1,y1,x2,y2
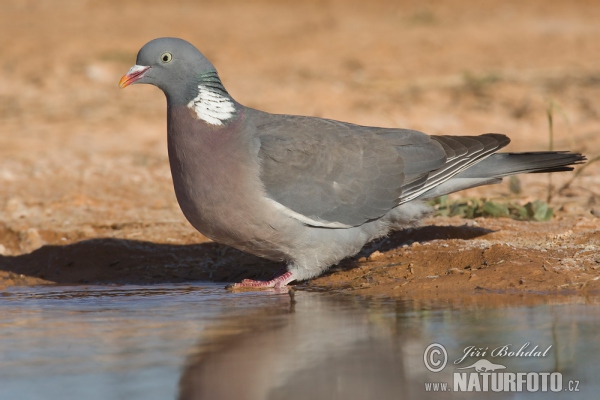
[{"x1": 429, "y1": 196, "x2": 553, "y2": 221}]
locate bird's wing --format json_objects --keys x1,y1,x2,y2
[
  {"x1": 255, "y1": 115, "x2": 447, "y2": 228},
  {"x1": 401, "y1": 134, "x2": 511, "y2": 202}
]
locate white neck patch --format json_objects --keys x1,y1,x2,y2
[{"x1": 187, "y1": 85, "x2": 236, "y2": 126}]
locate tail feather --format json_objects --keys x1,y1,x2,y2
[
  {"x1": 457, "y1": 151, "x2": 586, "y2": 179},
  {"x1": 414, "y1": 134, "x2": 586, "y2": 199}
]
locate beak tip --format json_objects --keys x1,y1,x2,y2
[
  {"x1": 118, "y1": 76, "x2": 129, "y2": 89},
  {"x1": 118, "y1": 65, "x2": 150, "y2": 89}
]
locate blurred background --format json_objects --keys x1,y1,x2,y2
[{"x1": 1, "y1": 0, "x2": 599, "y2": 257}]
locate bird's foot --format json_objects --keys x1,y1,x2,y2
[{"x1": 226, "y1": 271, "x2": 295, "y2": 291}]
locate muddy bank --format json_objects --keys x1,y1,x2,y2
[{"x1": 1, "y1": 216, "x2": 599, "y2": 300}]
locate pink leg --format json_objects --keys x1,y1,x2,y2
[{"x1": 226, "y1": 271, "x2": 296, "y2": 290}]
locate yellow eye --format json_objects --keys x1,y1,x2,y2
[{"x1": 161, "y1": 52, "x2": 172, "y2": 63}]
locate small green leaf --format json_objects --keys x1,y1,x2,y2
[
  {"x1": 482, "y1": 201, "x2": 510, "y2": 218},
  {"x1": 439, "y1": 195, "x2": 448, "y2": 207},
  {"x1": 509, "y1": 176, "x2": 522, "y2": 194},
  {"x1": 530, "y1": 200, "x2": 553, "y2": 221},
  {"x1": 511, "y1": 204, "x2": 529, "y2": 220}
]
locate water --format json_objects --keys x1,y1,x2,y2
[{"x1": 0, "y1": 283, "x2": 598, "y2": 400}]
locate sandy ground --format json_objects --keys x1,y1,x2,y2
[{"x1": 1, "y1": 0, "x2": 600, "y2": 299}]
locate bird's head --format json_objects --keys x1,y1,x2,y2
[{"x1": 119, "y1": 37, "x2": 216, "y2": 104}]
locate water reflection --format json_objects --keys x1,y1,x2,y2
[{"x1": 0, "y1": 284, "x2": 598, "y2": 399}]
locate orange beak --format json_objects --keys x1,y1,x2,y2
[{"x1": 119, "y1": 65, "x2": 151, "y2": 88}]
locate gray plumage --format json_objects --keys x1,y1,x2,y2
[{"x1": 120, "y1": 37, "x2": 585, "y2": 288}]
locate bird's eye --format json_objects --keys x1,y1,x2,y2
[{"x1": 161, "y1": 52, "x2": 173, "y2": 63}]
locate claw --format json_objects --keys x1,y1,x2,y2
[{"x1": 226, "y1": 271, "x2": 295, "y2": 291}]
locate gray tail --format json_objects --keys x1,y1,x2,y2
[
  {"x1": 457, "y1": 151, "x2": 586, "y2": 178},
  {"x1": 417, "y1": 134, "x2": 586, "y2": 199}
]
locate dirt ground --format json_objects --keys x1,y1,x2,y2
[{"x1": 1, "y1": 0, "x2": 599, "y2": 300}]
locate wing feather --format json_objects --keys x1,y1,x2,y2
[
  {"x1": 256, "y1": 114, "x2": 445, "y2": 227},
  {"x1": 254, "y1": 111, "x2": 510, "y2": 228}
]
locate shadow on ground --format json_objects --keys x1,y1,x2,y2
[
  {"x1": 356, "y1": 224, "x2": 494, "y2": 256},
  {"x1": 0, "y1": 225, "x2": 492, "y2": 286}
]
